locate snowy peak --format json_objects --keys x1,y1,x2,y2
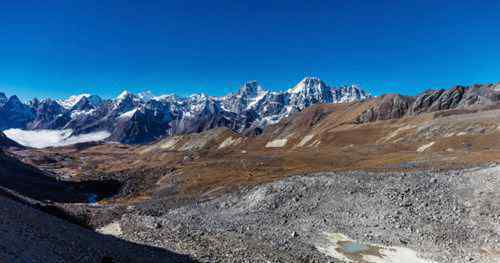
[
  {"x1": 286, "y1": 77, "x2": 334, "y2": 110},
  {"x1": 239, "y1": 81, "x2": 265, "y2": 96},
  {"x1": 240, "y1": 81, "x2": 268, "y2": 110},
  {"x1": 72, "y1": 95, "x2": 103, "y2": 111},
  {"x1": 288, "y1": 78, "x2": 370, "y2": 103},
  {"x1": 57, "y1": 94, "x2": 91, "y2": 109},
  {"x1": 113, "y1": 91, "x2": 138, "y2": 113},
  {"x1": 288, "y1": 77, "x2": 328, "y2": 94},
  {"x1": 138, "y1": 91, "x2": 154, "y2": 102},
  {"x1": 153, "y1": 94, "x2": 178, "y2": 102},
  {"x1": 332, "y1": 85, "x2": 370, "y2": 103},
  {"x1": 116, "y1": 90, "x2": 132, "y2": 101},
  {"x1": 185, "y1": 93, "x2": 217, "y2": 115},
  {"x1": 119, "y1": 90, "x2": 176, "y2": 104}
]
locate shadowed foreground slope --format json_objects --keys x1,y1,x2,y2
[{"x1": 0, "y1": 193, "x2": 194, "y2": 263}]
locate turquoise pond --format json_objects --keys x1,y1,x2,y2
[{"x1": 341, "y1": 242, "x2": 370, "y2": 253}]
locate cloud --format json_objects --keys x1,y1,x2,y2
[{"x1": 3, "y1": 129, "x2": 111, "y2": 149}]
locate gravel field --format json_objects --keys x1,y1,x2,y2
[{"x1": 113, "y1": 166, "x2": 500, "y2": 263}]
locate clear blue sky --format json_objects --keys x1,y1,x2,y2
[{"x1": 1, "y1": 0, "x2": 499, "y2": 100}]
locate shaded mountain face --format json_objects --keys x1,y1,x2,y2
[
  {"x1": 0, "y1": 92, "x2": 7, "y2": 106},
  {"x1": 0, "y1": 131, "x2": 21, "y2": 148},
  {"x1": 0, "y1": 149, "x2": 83, "y2": 202},
  {"x1": 27, "y1": 99, "x2": 67, "y2": 130},
  {"x1": 0, "y1": 96, "x2": 35, "y2": 130},
  {"x1": 0, "y1": 77, "x2": 370, "y2": 144}
]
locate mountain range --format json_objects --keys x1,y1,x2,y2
[
  {"x1": 0, "y1": 77, "x2": 370, "y2": 144},
  {"x1": 2, "y1": 78, "x2": 499, "y2": 147}
]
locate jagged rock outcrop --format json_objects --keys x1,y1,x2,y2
[{"x1": 356, "y1": 94, "x2": 413, "y2": 123}]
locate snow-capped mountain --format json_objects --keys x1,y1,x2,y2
[
  {"x1": 0, "y1": 95, "x2": 36, "y2": 130},
  {"x1": 221, "y1": 81, "x2": 268, "y2": 113},
  {"x1": 57, "y1": 94, "x2": 92, "y2": 109},
  {"x1": 0, "y1": 77, "x2": 371, "y2": 144},
  {"x1": 332, "y1": 85, "x2": 370, "y2": 103}
]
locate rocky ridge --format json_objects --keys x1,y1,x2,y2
[{"x1": 356, "y1": 83, "x2": 500, "y2": 123}]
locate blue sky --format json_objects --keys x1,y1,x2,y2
[{"x1": 1, "y1": 0, "x2": 499, "y2": 100}]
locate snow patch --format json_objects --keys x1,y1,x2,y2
[
  {"x1": 116, "y1": 90, "x2": 131, "y2": 101},
  {"x1": 178, "y1": 130, "x2": 224, "y2": 151},
  {"x1": 309, "y1": 140, "x2": 321, "y2": 147},
  {"x1": 118, "y1": 108, "x2": 138, "y2": 120},
  {"x1": 288, "y1": 82, "x2": 306, "y2": 94},
  {"x1": 139, "y1": 137, "x2": 182, "y2": 154},
  {"x1": 179, "y1": 138, "x2": 208, "y2": 151},
  {"x1": 70, "y1": 109, "x2": 95, "y2": 119},
  {"x1": 379, "y1": 125, "x2": 416, "y2": 143},
  {"x1": 154, "y1": 94, "x2": 177, "y2": 101},
  {"x1": 316, "y1": 232, "x2": 436, "y2": 263},
  {"x1": 218, "y1": 137, "x2": 241, "y2": 149},
  {"x1": 363, "y1": 248, "x2": 436, "y2": 263},
  {"x1": 4, "y1": 129, "x2": 110, "y2": 149},
  {"x1": 159, "y1": 137, "x2": 181, "y2": 150},
  {"x1": 260, "y1": 115, "x2": 284, "y2": 126},
  {"x1": 246, "y1": 90, "x2": 268, "y2": 109},
  {"x1": 296, "y1": 134, "x2": 314, "y2": 147},
  {"x1": 417, "y1": 142, "x2": 435, "y2": 152},
  {"x1": 265, "y1": 138, "x2": 288, "y2": 148},
  {"x1": 96, "y1": 222, "x2": 123, "y2": 237}
]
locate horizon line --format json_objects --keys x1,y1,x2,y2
[{"x1": 2, "y1": 77, "x2": 499, "y2": 102}]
